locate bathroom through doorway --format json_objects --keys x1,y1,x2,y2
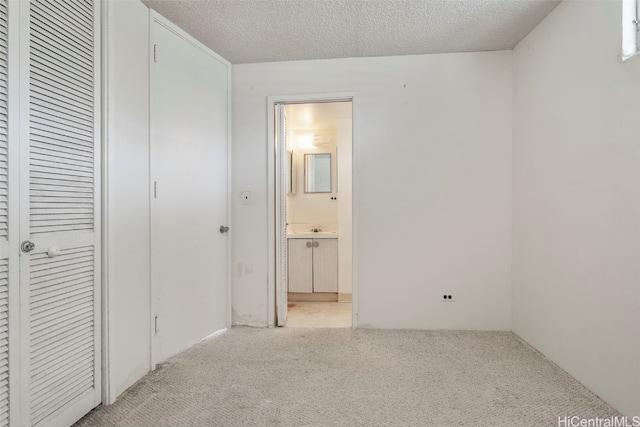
[{"x1": 274, "y1": 99, "x2": 353, "y2": 328}]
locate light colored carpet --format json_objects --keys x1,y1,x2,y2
[
  {"x1": 77, "y1": 327, "x2": 620, "y2": 427},
  {"x1": 286, "y1": 302, "x2": 352, "y2": 328}
]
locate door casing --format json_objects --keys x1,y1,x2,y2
[{"x1": 268, "y1": 93, "x2": 357, "y2": 328}]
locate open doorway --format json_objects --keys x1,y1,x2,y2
[{"x1": 275, "y1": 100, "x2": 353, "y2": 328}]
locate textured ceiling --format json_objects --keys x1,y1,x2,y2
[{"x1": 142, "y1": 0, "x2": 561, "y2": 64}]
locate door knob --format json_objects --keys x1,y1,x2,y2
[
  {"x1": 21, "y1": 241, "x2": 35, "y2": 253},
  {"x1": 47, "y1": 245, "x2": 61, "y2": 258},
  {"x1": 306, "y1": 241, "x2": 312, "y2": 248},
  {"x1": 219, "y1": 225, "x2": 230, "y2": 234},
  {"x1": 313, "y1": 241, "x2": 319, "y2": 247}
]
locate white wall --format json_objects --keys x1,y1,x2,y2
[
  {"x1": 287, "y1": 131, "x2": 338, "y2": 228},
  {"x1": 232, "y1": 52, "x2": 513, "y2": 329},
  {"x1": 105, "y1": 0, "x2": 232, "y2": 401},
  {"x1": 105, "y1": 0, "x2": 151, "y2": 400},
  {"x1": 512, "y1": 0, "x2": 640, "y2": 417}
]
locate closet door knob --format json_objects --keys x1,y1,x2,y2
[
  {"x1": 313, "y1": 241, "x2": 319, "y2": 247},
  {"x1": 21, "y1": 241, "x2": 35, "y2": 253},
  {"x1": 47, "y1": 245, "x2": 62, "y2": 258},
  {"x1": 306, "y1": 241, "x2": 312, "y2": 248}
]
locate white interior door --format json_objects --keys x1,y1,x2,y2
[
  {"x1": 275, "y1": 104, "x2": 288, "y2": 326},
  {"x1": 19, "y1": 0, "x2": 101, "y2": 425},
  {"x1": 150, "y1": 15, "x2": 229, "y2": 363}
]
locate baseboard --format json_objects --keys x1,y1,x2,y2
[
  {"x1": 288, "y1": 292, "x2": 338, "y2": 302},
  {"x1": 338, "y1": 293, "x2": 352, "y2": 302}
]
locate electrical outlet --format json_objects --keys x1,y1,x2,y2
[
  {"x1": 241, "y1": 191, "x2": 252, "y2": 205},
  {"x1": 441, "y1": 294, "x2": 454, "y2": 302}
]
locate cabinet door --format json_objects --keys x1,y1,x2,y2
[
  {"x1": 287, "y1": 239, "x2": 312, "y2": 293},
  {"x1": 312, "y1": 239, "x2": 338, "y2": 293}
]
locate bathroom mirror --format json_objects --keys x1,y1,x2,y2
[{"x1": 304, "y1": 153, "x2": 331, "y2": 193}]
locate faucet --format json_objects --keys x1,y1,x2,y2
[{"x1": 310, "y1": 226, "x2": 323, "y2": 233}]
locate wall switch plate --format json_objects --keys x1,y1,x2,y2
[{"x1": 241, "y1": 191, "x2": 252, "y2": 205}]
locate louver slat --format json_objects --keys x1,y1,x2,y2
[
  {"x1": 29, "y1": 0, "x2": 94, "y2": 239},
  {"x1": 28, "y1": 1, "x2": 96, "y2": 425},
  {"x1": 0, "y1": 0, "x2": 7, "y2": 243},
  {"x1": 29, "y1": 248, "x2": 94, "y2": 425},
  {"x1": 0, "y1": 259, "x2": 8, "y2": 427}
]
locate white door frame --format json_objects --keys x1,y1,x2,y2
[
  {"x1": 100, "y1": 0, "x2": 112, "y2": 405},
  {"x1": 267, "y1": 93, "x2": 358, "y2": 328}
]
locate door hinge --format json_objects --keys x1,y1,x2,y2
[
  {"x1": 154, "y1": 181, "x2": 158, "y2": 199},
  {"x1": 153, "y1": 44, "x2": 158, "y2": 62},
  {"x1": 155, "y1": 315, "x2": 159, "y2": 334}
]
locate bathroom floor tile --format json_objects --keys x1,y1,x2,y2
[{"x1": 285, "y1": 302, "x2": 352, "y2": 328}]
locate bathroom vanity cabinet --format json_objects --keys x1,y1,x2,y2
[{"x1": 288, "y1": 238, "x2": 338, "y2": 293}]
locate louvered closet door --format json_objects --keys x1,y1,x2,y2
[
  {"x1": 19, "y1": 1, "x2": 101, "y2": 425},
  {"x1": 0, "y1": 1, "x2": 9, "y2": 425}
]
